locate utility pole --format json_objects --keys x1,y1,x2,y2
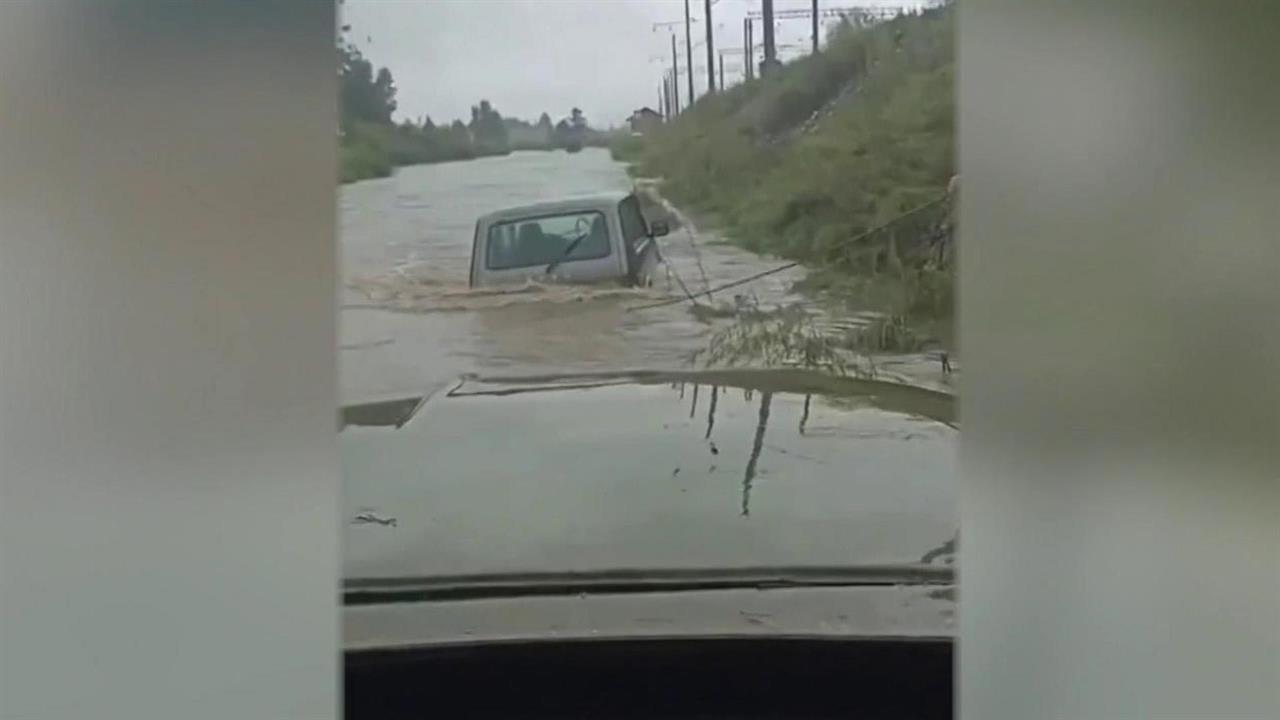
[
  {"x1": 660, "y1": 79, "x2": 668, "y2": 120},
  {"x1": 683, "y1": 0, "x2": 694, "y2": 105},
  {"x1": 719, "y1": 53, "x2": 724, "y2": 91},
  {"x1": 762, "y1": 0, "x2": 777, "y2": 76},
  {"x1": 812, "y1": 0, "x2": 820, "y2": 53},
  {"x1": 704, "y1": 0, "x2": 715, "y2": 95},
  {"x1": 744, "y1": 17, "x2": 754, "y2": 80},
  {"x1": 670, "y1": 70, "x2": 680, "y2": 116},
  {"x1": 670, "y1": 34, "x2": 680, "y2": 115}
]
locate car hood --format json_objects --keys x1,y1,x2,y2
[{"x1": 341, "y1": 369, "x2": 957, "y2": 584}]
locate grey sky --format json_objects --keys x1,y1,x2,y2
[{"x1": 341, "y1": 0, "x2": 910, "y2": 128}]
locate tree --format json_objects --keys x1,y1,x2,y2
[
  {"x1": 552, "y1": 118, "x2": 572, "y2": 148},
  {"x1": 373, "y1": 67, "x2": 397, "y2": 123},
  {"x1": 336, "y1": 5, "x2": 395, "y2": 129},
  {"x1": 467, "y1": 98, "x2": 509, "y2": 152},
  {"x1": 338, "y1": 42, "x2": 398, "y2": 129}
]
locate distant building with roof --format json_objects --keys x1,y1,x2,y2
[{"x1": 628, "y1": 107, "x2": 664, "y2": 135}]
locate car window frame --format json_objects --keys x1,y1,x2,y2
[{"x1": 484, "y1": 209, "x2": 612, "y2": 271}]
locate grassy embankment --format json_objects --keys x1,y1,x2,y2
[{"x1": 614, "y1": 6, "x2": 955, "y2": 333}]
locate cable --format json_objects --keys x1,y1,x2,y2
[
  {"x1": 627, "y1": 261, "x2": 800, "y2": 312},
  {"x1": 683, "y1": 223, "x2": 714, "y2": 298},
  {"x1": 666, "y1": 261, "x2": 702, "y2": 305},
  {"x1": 627, "y1": 193, "x2": 949, "y2": 313}
]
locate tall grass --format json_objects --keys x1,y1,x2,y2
[
  {"x1": 608, "y1": 133, "x2": 646, "y2": 164},
  {"x1": 632, "y1": 5, "x2": 955, "y2": 318}
]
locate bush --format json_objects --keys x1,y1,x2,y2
[
  {"x1": 340, "y1": 125, "x2": 393, "y2": 183},
  {"x1": 609, "y1": 133, "x2": 646, "y2": 163}
]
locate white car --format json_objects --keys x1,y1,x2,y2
[{"x1": 468, "y1": 191, "x2": 669, "y2": 289}]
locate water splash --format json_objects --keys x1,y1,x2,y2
[{"x1": 349, "y1": 262, "x2": 667, "y2": 313}]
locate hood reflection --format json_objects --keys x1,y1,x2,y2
[
  {"x1": 742, "y1": 392, "x2": 774, "y2": 517},
  {"x1": 705, "y1": 385, "x2": 719, "y2": 439}
]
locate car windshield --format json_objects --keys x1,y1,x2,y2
[{"x1": 486, "y1": 210, "x2": 610, "y2": 270}]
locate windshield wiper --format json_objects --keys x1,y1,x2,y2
[
  {"x1": 343, "y1": 565, "x2": 953, "y2": 605},
  {"x1": 545, "y1": 232, "x2": 589, "y2": 274}
]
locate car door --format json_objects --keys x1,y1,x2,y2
[{"x1": 617, "y1": 195, "x2": 662, "y2": 287}]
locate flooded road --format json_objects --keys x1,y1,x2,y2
[
  {"x1": 340, "y1": 148, "x2": 808, "y2": 403},
  {"x1": 339, "y1": 150, "x2": 958, "y2": 592}
]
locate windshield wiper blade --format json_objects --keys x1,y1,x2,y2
[
  {"x1": 343, "y1": 565, "x2": 953, "y2": 605},
  {"x1": 545, "y1": 232, "x2": 589, "y2": 274}
]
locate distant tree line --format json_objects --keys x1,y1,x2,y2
[{"x1": 339, "y1": 37, "x2": 614, "y2": 183}]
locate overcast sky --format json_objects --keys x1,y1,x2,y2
[{"x1": 341, "y1": 0, "x2": 912, "y2": 128}]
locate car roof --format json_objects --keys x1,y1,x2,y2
[{"x1": 478, "y1": 191, "x2": 632, "y2": 224}]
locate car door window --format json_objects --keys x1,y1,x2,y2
[{"x1": 486, "y1": 210, "x2": 610, "y2": 270}]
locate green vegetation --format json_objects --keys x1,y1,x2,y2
[
  {"x1": 339, "y1": 127, "x2": 392, "y2": 183},
  {"x1": 624, "y1": 5, "x2": 956, "y2": 320},
  {"x1": 338, "y1": 36, "x2": 617, "y2": 183},
  {"x1": 337, "y1": 40, "x2": 514, "y2": 183},
  {"x1": 608, "y1": 133, "x2": 646, "y2": 164}
]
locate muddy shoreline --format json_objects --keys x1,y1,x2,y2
[{"x1": 631, "y1": 178, "x2": 956, "y2": 395}]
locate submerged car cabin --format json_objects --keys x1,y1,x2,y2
[{"x1": 469, "y1": 191, "x2": 668, "y2": 289}]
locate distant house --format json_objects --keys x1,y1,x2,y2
[{"x1": 628, "y1": 107, "x2": 663, "y2": 135}]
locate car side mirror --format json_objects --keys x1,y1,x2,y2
[{"x1": 650, "y1": 220, "x2": 670, "y2": 237}]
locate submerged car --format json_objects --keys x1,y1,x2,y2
[
  {"x1": 468, "y1": 191, "x2": 669, "y2": 289},
  {"x1": 342, "y1": 369, "x2": 957, "y2": 717}
]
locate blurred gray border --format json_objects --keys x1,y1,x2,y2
[{"x1": 0, "y1": 2, "x2": 338, "y2": 718}]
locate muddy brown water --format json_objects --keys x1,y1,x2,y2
[
  {"x1": 340, "y1": 148, "x2": 951, "y2": 400},
  {"x1": 340, "y1": 148, "x2": 817, "y2": 402}
]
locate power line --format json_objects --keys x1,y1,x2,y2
[
  {"x1": 652, "y1": 18, "x2": 697, "y2": 31},
  {"x1": 745, "y1": 4, "x2": 920, "y2": 20},
  {"x1": 628, "y1": 195, "x2": 950, "y2": 313},
  {"x1": 627, "y1": 262, "x2": 800, "y2": 313}
]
